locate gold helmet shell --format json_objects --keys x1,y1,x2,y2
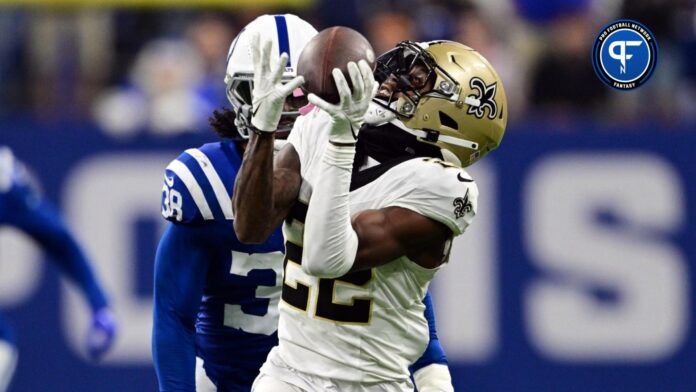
[{"x1": 374, "y1": 40, "x2": 507, "y2": 167}]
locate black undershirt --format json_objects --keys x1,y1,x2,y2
[{"x1": 350, "y1": 123, "x2": 442, "y2": 191}]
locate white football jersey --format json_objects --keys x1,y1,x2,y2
[{"x1": 274, "y1": 108, "x2": 478, "y2": 386}]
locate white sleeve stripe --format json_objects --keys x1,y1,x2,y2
[
  {"x1": 166, "y1": 160, "x2": 214, "y2": 220},
  {"x1": 184, "y1": 148, "x2": 234, "y2": 220}
]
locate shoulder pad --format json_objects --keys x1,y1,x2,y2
[
  {"x1": 161, "y1": 142, "x2": 240, "y2": 224},
  {"x1": 393, "y1": 158, "x2": 478, "y2": 236}
]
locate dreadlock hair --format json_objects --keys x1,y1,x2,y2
[{"x1": 209, "y1": 108, "x2": 243, "y2": 141}]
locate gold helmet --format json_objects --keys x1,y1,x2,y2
[{"x1": 373, "y1": 40, "x2": 507, "y2": 167}]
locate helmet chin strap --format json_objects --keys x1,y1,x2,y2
[
  {"x1": 368, "y1": 99, "x2": 479, "y2": 151},
  {"x1": 387, "y1": 117, "x2": 480, "y2": 151}
]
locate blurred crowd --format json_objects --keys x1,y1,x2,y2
[{"x1": 0, "y1": 0, "x2": 693, "y2": 137}]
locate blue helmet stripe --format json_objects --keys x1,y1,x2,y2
[{"x1": 274, "y1": 15, "x2": 291, "y2": 67}]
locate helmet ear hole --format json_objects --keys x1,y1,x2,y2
[{"x1": 438, "y1": 111, "x2": 458, "y2": 130}]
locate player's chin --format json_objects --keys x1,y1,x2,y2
[
  {"x1": 376, "y1": 87, "x2": 391, "y2": 99},
  {"x1": 376, "y1": 87, "x2": 403, "y2": 102}
]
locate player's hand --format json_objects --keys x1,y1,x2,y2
[
  {"x1": 0, "y1": 147, "x2": 15, "y2": 193},
  {"x1": 307, "y1": 60, "x2": 378, "y2": 145},
  {"x1": 413, "y1": 363, "x2": 454, "y2": 392},
  {"x1": 250, "y1": 33, "x2": 305, "y2": 132},
  {"x1": 85, "y1": 307, "x2": 117, "y2": 361}
]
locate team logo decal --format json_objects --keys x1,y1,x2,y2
[
  {"x1": 453, "y1": 189, "x2": 473, "y2": 219},
  {"x1": 466, "y1": 77, "x2": 498, "y2": 119},
  {"x1": 591, "y1": 20, "x2": 658, "y2": 90}
]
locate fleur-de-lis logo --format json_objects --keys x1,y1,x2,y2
[
  {"x1": 453, "y1": 189, "x2": 473, "y2": 219},
  {"x1": 466, "y1": 77, "x2": 498, "y2": 120}
]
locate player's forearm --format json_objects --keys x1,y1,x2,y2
[
  {"x1": 153, "y1": 225, "x2": 207, "y2": 391},
  {"x1": 152, "y1": 301, "x2": 197, "y2": 391},
  {"x1": 152, "y1": 309, "x2": 197, "y2": 392},
  {"x1": 303, "y1": 143, "x2": 358, "y2": 278},
  {"x1": 52, "y1": 233, "x2": 108, "y2": 311},
  {"x1": 411, "y1": 292, "x2": 452, "y2": 391},
  {"x1": 232, "y1": 132, "x2": 276, "y2": 243},
  {"x1": 25, "y1": 203, "x2": 108, "y2": 311},
  {"x1": 412, "y1": 292, "x2": 448, "y2": 370}
]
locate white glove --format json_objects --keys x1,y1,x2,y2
[
  {"x1": 413, "y1": 364, "x2": 454, "y2": 392},
  {"x1": 0, "y1": 147, "x2": 15, "y2": 193},
  {"x1": 307, "y1": 60, "x2": 377, "y2": 145},
  {"x1": 250, "y1": 33, "x2": 305, "y2": 132}
]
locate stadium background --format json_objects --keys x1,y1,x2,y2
[{"x1": 0, "y1": 0, "x2": 694, "y2": 390}]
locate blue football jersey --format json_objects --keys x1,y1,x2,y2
[
  {"x1": 0, "y1": 145, "x2": 110, "y2": 390},
  {"x1": 0, "y1": 147, "x2": 108, "y2": 313},
  {"x1": 154, "y1": 141, "x2": 285, "y2": 391}
]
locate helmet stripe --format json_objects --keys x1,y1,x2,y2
[{"x1": 274, "y1": 15, "x2": 291, "y2": 67}]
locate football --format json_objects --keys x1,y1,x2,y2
[{"x1": 297, "y1": 26, "x2": 376, "y2": 104}]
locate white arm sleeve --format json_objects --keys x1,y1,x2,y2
[{"x1": 301, "y1": 143, "x2": 358, "y2": 278}]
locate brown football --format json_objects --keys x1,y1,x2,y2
[{"x1": 297, "y1": 26, "x2": 376, "y2": 104}]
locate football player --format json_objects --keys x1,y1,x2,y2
[
  {"x1": 152, "y1": 14, "x2": 453, "y2": 392},
  {"x1": 0, "y1": 147, "x2": 116, "y2": 392},
  {"x1": 152, "y1": 15, "x2": 312, "y2": 391},
  {"x1": 233, "y1": 38, "x2": 507, "y2": 391}
]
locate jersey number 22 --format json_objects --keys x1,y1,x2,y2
[{"x1": 281, "y1": 242, "x2": 373, "y2": 324}]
